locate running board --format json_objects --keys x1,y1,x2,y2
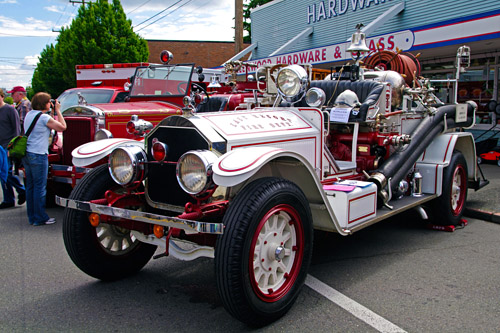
[{"x1": 343, "y1": 194, "x2": 438, "y2": 234}]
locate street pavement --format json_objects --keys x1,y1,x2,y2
[
  {"x1": 0, "y1": 164, "x2": 498, "y2": 332},
  {"x1": 465, "y1": 163, "x2": 500, "y2": 222}
]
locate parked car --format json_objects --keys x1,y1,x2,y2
[{"x1": 57, "y1": 46, "x2": 483, "y2": 326}]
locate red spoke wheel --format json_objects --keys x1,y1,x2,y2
[{"x1": 215, "y1": 177, "x2": 313, "y2": 327}]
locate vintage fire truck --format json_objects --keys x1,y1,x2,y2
[
  {"x1": 47, "y1": 52, "x2": 256, "y2": 199},
  {"x1": 57, "y1": 34, "x2": 484, "y2": 325},
  {"x1": 57, "y1": 62, "x2": 149, "y2": 112}
]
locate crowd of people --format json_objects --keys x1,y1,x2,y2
[{"x1": 0, "y1": 86, "x2": 66, "y2": 226}]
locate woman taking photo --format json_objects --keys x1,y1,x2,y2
[{"x1": 23, "y1": 92, "x2": 66, "y2": 226}]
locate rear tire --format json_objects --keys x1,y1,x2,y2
[
  {"x1": 63, "y1": 164, "x2": 156, "y2": 281},
  {"x1": 215, "y1": 177, "x2": 313, "y2": 327},
  {"x1": 429, "y1": 151, "x2": 468, "y2": 226}
]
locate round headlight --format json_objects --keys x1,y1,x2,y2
[
  {"x1": 176, "y1": 150, "x2": 217, "y2": 195},
  {"x1": 108, "y1": 146, "x2": 147, "y2": 186},
  {"x1": 305, "y1": 87, "x2": 326, "y2": 108},
  {"x1": 276, "y1": 65, "x2": 308, "y2": 98},
  {"x1": 94, "y1": 129, "x2": 113, "y2": 141}
]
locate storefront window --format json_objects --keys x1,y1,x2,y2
[{"x1": 457, "y1": 68, "x2": 495, "y2": 110}]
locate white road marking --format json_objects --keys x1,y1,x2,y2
[{"x1": 306, "y1": 275, "x2": 407, "y2": 333}]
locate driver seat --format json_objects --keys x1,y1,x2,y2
[{"x1": 196, "y1": 96, "x2": 229, "y2": 113}]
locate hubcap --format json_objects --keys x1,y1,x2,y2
[{"x1": 250, "y1": 204, "x2": 304, "y2": 302}]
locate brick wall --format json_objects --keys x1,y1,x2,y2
[{"x1": 147, "y1": 40, "x2": 250, "y2": 68}]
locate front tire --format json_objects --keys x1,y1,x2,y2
[
  {"x1": 63, "y1": 164, "x2": 156, "y2": 281},
  {"x1": 430, "y1": 151, "x2": 468, "y2": 226},
  {"x1": 215, "y1": 177, "x2": 313, "y2": 327}
]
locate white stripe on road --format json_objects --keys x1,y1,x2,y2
[{"x1": 306, "y1": 275, "x2": 407, "y2": 333}]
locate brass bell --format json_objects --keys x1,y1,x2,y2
[{"x1": 347, "y1": 24, "x2": 370, "y2": 53}]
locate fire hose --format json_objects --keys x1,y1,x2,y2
[{"x1": 364, "y1": 50, "x2": 421, "y2": 87}]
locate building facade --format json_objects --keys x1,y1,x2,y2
[
  {"x1": 246, "y1": 0, "x2": 500, "y2": 109},
  {"x1": 147, "y1": 40, "x2": 248, "y2": 69}
]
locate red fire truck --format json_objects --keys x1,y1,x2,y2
[{"x1": 57, "y1": 62, "x2": 149, "y2": 112}]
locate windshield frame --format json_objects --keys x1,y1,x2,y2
[{"x1": 129, "y1": 63, "x2": 196, "y2": 98}]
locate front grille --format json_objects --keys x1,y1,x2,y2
[
  {"x1": 146, "y1": 126, "x2": 210, "y2": 209},
  {"x1": 63, "y1": 117, "x2": 95, "y2": 165}
]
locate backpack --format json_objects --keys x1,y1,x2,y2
[{"x1": 7, "y1": 112, "x2": 42, "y2": 161}]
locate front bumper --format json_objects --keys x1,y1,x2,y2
[
  {"x1": 49, "y1": 164, "x2": 92, "y2": 185},
  {"x1": 55, "y1": 196, "x2": 224, "y2": 234}
]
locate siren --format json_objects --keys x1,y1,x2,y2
[{"x1": 160, "y1": 50, "x2": 173, "y2": 64}]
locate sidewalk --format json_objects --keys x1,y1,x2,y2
[{"x1": 465, "y1": 163, "x2": 500, "y2": 223}]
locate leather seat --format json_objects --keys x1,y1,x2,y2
[
  {"x1": 196, "y1": 96, "x2": 228, "y2": 113},
  {"x1": 295, "y1": 80, "x2": 384, "y2": 122}
]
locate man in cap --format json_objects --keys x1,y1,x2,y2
[
  {"x1": 8, "y1": 86, "x2": 32, "y2": 134},
  {"x1": 0, "y1": 88, "x2": 26, "y2": 208}
]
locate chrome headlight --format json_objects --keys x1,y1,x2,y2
[
  {"x1": 305, "y1": 87, "x2": 326, "y2": 108},
  {"x1": 94, "y1": 129, "x2": 113, "y2": 141},
  {"x1": 276, "y1": 65, "x2": 308, "y2": 99},
  {"x1": 108, "y1": 146, "x2": 147, "y2": 186},
  {"x1": 176, "y1": 150, "x2": 218, "y2": 195}
]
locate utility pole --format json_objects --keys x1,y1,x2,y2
[
  {"x1": 69, "y1": 0, "x2": 90, "y2": 5},
  {"x1": 235, "y1": 0, "x2": 243, "y2": 54}
]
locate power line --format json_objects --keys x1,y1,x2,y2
[
  {"x1": 127, "y1": 0, "x2": 152, "y2": 15},
  {"x1": 135, "y1": 0, "x2": 194, "y2": 32},
  {"x1": 133, "y1": 0, "x2": 184, "y2": 28},
  {"x1": 0, "y1": 32, "x2": 54, "y2": 37},
  {"x1": 48, "y1": 1, "x2": 70, "y2": 44}
]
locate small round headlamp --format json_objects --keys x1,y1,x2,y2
[
  {"x1": 305, "y1": 87, "x2": 326, "y2": 108},
  {"x1": 108, "y1": 146, "x2": 147, "y2": 186},
  {"x1": 176, "y1": 150, "x2": 218, "y2": 195},
  {"x1": 94, "y1": 129, "x2": 113, "y2": 141},
  {"x1": 276, "y1": 65, "x2": 308, "y2": 98}
]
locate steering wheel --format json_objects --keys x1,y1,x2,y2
[
  {"x1": 177, "y1": 81, "x2": 188, "y2": 94},
  {"x1": 190, "y1": 82, "x2": 210, "y2": 106}
]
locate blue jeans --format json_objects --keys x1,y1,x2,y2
[
  {"x1": 1, "y1": 159, "x2": 25, "y2": 204},
  {"x1": 22, "y1": 152, "x2": 50, "y2": 225}
]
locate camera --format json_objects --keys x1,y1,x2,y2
[{"x1": 50, "y1": 99, "x2": 55, "y2": 105}]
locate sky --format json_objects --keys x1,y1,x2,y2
[{"x1": 0, "y1": 0, "x2": 236, "y2": 91}]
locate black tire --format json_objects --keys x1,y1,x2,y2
[
  {"x1": 63, "y1": 164, "x2": 156, "y2": 281},
  {"x1": 429, "y1": 151, "x2": 468, "y2": 226},
  {"x1": 215, "y1": 177, "x2": 313, "y2": 327}
]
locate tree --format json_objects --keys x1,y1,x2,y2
[
  {"x1": 32, "y1": 44, "x2": 67, "y2": 97},
  {"x1": 243, "y1": 0, "x2": 273, "y2": 43},
  {"x1": 33, "y1": 0, "x2": 149, "y2": 96}
]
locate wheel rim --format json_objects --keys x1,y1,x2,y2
[
  {"x1": 96, "y1": 224, "x2": 139, "y2": 255},
  {"x1": 93, "y1": 191, "x2": 142, "y2": 256},
  {"x1": 450, "y1": 164, "x2": 467, "y2": 216},
  {"x1": 249, "y1": 204, "x2": 304, "y2": 302}
]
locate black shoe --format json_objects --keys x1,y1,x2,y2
[
  {"x1": 0, "y1": 202, "x2": 15, "y2": 209},
  {"x1": 18, "y1": 192, "x2": 26, "y2": 205}
]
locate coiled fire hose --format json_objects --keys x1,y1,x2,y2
[{"x1": 364, "y1": 50, "x2": 421, "y2": 87}]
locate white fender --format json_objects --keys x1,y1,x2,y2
[
  {"x1": 213, "y1": 146, "x2": 311, "y2": 187},
  {"x1": 72, "y1": 138, "x2": 144, "y2": 167}
]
